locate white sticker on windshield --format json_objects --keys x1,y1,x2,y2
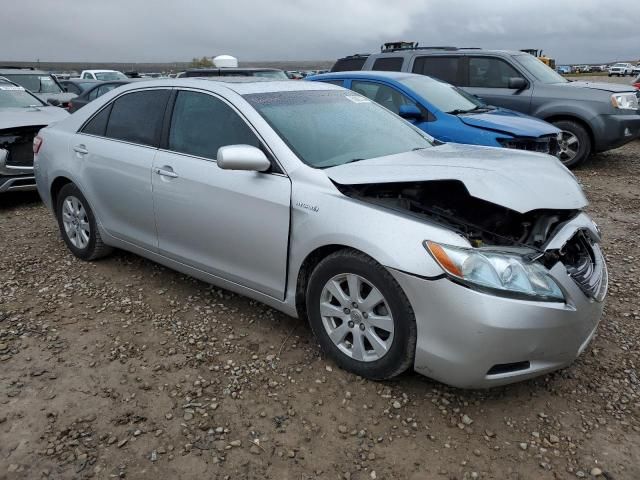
[
  {"x1": 0, "y1": 86, "x2": 25, "y2": 91},
  {"x1": 345, "y1": 94, "x2": 371, "y2": 104},
  {"x1": 40, "y1": 76, "x2": 51, "y2": 81}
]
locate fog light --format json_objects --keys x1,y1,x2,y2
[{"x1": 624, "y1": 127, "x2": 632, "y2": 137}]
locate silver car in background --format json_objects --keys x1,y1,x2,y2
[{"x1": 34, "y1": 79, "x2": 607, "y2": 388}]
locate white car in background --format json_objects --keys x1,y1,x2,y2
[
  {"x1": 608, "y1": 63, "x2": 634, "y2": 77},
  {"x1": 80, "y1": 70, "x2": 127, "y2": 81}
]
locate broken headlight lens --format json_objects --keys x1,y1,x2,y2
[
  {"x1": 610, "y1": 92, "x2": 639, "y2": 110},
  {"x1": 425, "y1": 241, "x2": 564, "y2": 301}
]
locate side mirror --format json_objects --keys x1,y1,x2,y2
[
  {"x1": 508, "y1": 77, "x2": 527, "y2": 90},
  {"x1": 398, "y1": 104, "x2": 422, "y2": 120},
  {"x1": 217, "y1": 145, "x2": 271, "y2": 172},
  {"x1": 47, "y1": 98, "x2": 61, "y2": 107}
]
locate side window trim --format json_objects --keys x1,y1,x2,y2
[
  {"x1": 161, "y1": 87, "x2": 286, "y2": 175},
  {"x1": 77, "y1": 87, "x2": 172, "y2": 149}
]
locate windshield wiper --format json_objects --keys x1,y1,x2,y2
[{"x1": 447, "y1": 108, "x2": 474, "y2": 115}]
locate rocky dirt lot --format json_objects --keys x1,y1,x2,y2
[{"x1": 1, "y1": 142, "x2": 639, "y2": 480}]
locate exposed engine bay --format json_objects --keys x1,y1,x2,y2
[{"x1": 336, "y1": 180, "x2": 580, "y2": 251}]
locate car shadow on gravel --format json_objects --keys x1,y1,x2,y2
[{"x1": 0, "y1": 191, "x2": 42, "y2": 211}]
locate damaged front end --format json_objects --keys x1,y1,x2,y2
[{"x1": 336, "y1": 180, "x2": 607, "y2": 303}]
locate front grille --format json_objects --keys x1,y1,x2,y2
[
  {"x1": 561, "y1": 231, "x2": 608, "y2": 301},
  {"x1": 0, "y1": 126, "x2": 43, "y2": 168},
  {"x1": 499, "y1": 135, "x2": 558, "y2": 155}
]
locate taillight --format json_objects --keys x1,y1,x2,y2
[{"x1": 33, "y1": 135, "x2": 43, "y2": 154}]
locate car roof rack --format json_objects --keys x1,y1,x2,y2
[{"x1": 380, "y1": 42, "x2": 483, "y2": 53}]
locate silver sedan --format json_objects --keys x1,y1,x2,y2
[{"x1": 34, "y1": 79, "x2": 607, "y2": 388}]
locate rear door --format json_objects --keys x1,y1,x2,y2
[
  {"x1": 152, "y1": 89, "x2": 291, "y2": 299},
  {"x1": 463, "y1": 56, "x2": 533, "y2": 113},
  {"x1": 75, "y1": 88, "x2": 170, "y2": 249}
]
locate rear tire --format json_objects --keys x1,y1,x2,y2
[
  {"x1": 552, "y1": 119, "x2": 591, "y2": 169},
  {"x1": 306, "y1": 249, "x2": 417, "y2": 380},
  {"x1": 56, "y1": 183, "x2": 112, "y2": 261}
]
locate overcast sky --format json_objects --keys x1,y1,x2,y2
[{"x1": 2, "y1": 0, "x2": 638, "y2": 64}]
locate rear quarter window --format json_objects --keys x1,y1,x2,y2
[
  {"x1": 331, "y1": 57, "x2": 367, "y2": 72},
  {"x1": 372, "y1": 57, "x2": 403, "y2": 72}
]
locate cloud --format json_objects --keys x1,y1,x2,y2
[{"x1": 0, "y1": 0, "x2": 638, "y2": 63}]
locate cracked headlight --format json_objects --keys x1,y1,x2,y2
[
  {"x1": 425, "y1": 241, "x2": 565, "y2": 302},
  {"x1": 611, "y1": 92, "x2": 639, "y2": 110}
]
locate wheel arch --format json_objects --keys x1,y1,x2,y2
[
  {"x1": 543, "y1": 114, "x2": 595, "y2": 151},
  {"x1": 295, "y1": 244, "x2": 366, "y2": 322},
  {"x1": 50, "y1": 176, "x2": 74, "y2": 209}
]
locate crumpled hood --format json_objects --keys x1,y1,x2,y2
[
  {"x1": 457, "y1": 109, "x2": 560, "y2": 137},
  {"x1": 325, "y1": 143, "x2": 587, "y2": 214},
  {"x1": 561, "y1": 80, "x2": 636, "y2": 93},
  {"x1": 0, "y1": 107, "x2": 69, "y2": 130}
]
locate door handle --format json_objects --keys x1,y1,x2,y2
[
  {"x1": 155, "y1": 167, "x2": 178, "y2": 178},
  {"x1": 73, "y1": 144, "x2": 88, "y2": 155}
]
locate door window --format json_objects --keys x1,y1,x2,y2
[
  {"x1": 104, "y1": 89, "x2": 169, "y2": 147},
  {"x1": 468, "y1": 57, "x2": 521, "y2": 88},
  {"x1": 168, "y1": 90, "x2": 260, "y2": 160},
  {"x1": 412, "y1": 56, "x2": 461, "y2": 84},
  {"x1": 350, "y1": 80, "x2": 415, "y2": 115}
]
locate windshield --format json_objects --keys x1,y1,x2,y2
[
  {"x1": 253, "y1": 70, "x2": 289, "y2": 80},
  {"x1": 94, "y1": 71, "x2": 127, "y2": 81},
  {"x1": 2, "y1": 74, "x2": 63, "y2": 94},
  {"x1": 0, "y1": 85, "x2": 45, "y2": 108},
  {"x1": 245, "y1": 90, "x2": 433, "y2": 168},
  {"x1": 514, "y1": 55, "x2": 567, "y2": 84},
  {"x1": 398, "y1": 76, "x2": 483, "y2": 113}
]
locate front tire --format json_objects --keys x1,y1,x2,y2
[
  {"x1": 306, "y1": 249, "x2": 417, "y2": 380},
  {"x1": 56, "y1": 183, "x2": 112, "y2": 261},
  {"x1": 553, "y1": 119, "x2": 591, "y2": 169}
]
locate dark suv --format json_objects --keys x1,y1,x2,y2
[{"x1": 334, "y1": 44, "x2": 640, "y2": 167}]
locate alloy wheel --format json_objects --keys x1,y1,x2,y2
[
  {"x1": 557, "y1": 130, "x2": 580, "y2": 164},
  {"x1": 61, "y1": 195, "x2": 91, "y2": 249},
  {"x1": 319, "y1": 273, "x2": 394, "y2": 362}
]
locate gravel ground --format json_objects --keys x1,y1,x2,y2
[{"x1": 1, "y1": 141, "x2": 639, "y2": 480}]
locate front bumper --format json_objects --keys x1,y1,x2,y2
[
  {"x1": 593, "y1": 112, "x2": 640, "y2": 151},
  {"x1": 0, "y1": 148, "x2": 36, "y2": 192},
  {"x1": 0, "y1": 174, "x2": 37, "y2": 193},
  {"x1": 392, "y1": 263, "x2": 604, "y2": 388}
]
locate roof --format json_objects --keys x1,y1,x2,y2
[
  {"x1": 112, "y1": 77, "x2": 341, "y2": 95},
  {"x1": 81, "y1": 69, "x2": 121, "y2": 73},
  {"x1": 59, "y1": 78, "x2": 100, "y2": 84},
  {"x1": 372, "y1": 48, "x2": 527, "y2": 57}
]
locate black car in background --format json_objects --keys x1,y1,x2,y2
[
  {"x1": 59, "y1": 78, "x2": 100, "y2": 96},
  {"x1": 68, "y1": 80, "x2": 131, "y2": 113}
]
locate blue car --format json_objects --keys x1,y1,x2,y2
[{"x1": 307, "y1": 71, "x2": 561, "y2": 156}]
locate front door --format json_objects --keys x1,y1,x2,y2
[{"x1": 152, "y1": 90, "x2": 291, "y2": 299}]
